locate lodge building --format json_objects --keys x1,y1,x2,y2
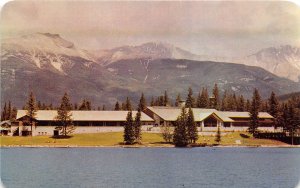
[{"x1": 2, "y1": 106, "x2": 276, "y2": 136}]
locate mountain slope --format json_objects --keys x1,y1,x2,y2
[
  {"x1": 239, "y1": 45, "x2": 300, "y2": 82},
  {"x1": 107, "y1": 58, "x2": 300, "y2": 100},
  {"x1": 95, "y1": 42, "x2": 201, "y2": 66},
  {"x1": 2, "y1": 33, "x2": 300, "y2": 107}
]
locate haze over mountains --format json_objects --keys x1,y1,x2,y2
[{"x1": 1, "y1": 33, "x2": 300, "y2": 107}]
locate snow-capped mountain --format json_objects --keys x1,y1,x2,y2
[
  {"x1": 95, "y1": 42, "x2": 201, "y2": 66},
  {"x1": 239, "y1": 45, "x2": 300, "y2": 82},
  {"x1": 1, "y1": 33, "x2": 300, "y2": 107},
  {"x1": 1, "y1": 33, "x2": 96, "y2": 74}
]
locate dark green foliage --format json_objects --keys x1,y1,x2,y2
[
  {"x1": 215, "y1": 125, "x2": 221, "y2": 143},
  {"x1": 114, "y1": 101, "x2": 121, "y2": 111},
  {"x1": 125, "y1": 97, "x2": 132, "y2": 111},
  {"x1": 163, "y1": 91, "x2": 169, "y2": 106},
  {"x1": 78, "y1": 99, "x2": 91, "y2": 110},
  {"x1": 185, "y1": 87, "x2": 195, "y2": 108},
  {"x1": 249, "y1": 88, "x2": 261, "y2": 135},
  {"x1": 173, "y1": 107, "x2": 188, "y2": 147},
  {"x1": 150, "y1": 97, "x2": 155, "y2": 106},
  {"x1": 25, "y1": 92, "x2": 37, "y2": 136},
  {"x1": 237, "y1": 95, "x2": 245, "y2": 112},
  {"x1": 175, "y1": 94, "x2": 182, "y2": 107},
  {"x1": 138, "y1": 93, "x2": 147, "y2": 111},
  {"x1": 197, "y1": 87, "x2": 209, "y2": 108},
  {"x1": 55, "y1": 93, "x2": 74, "y2": 136},
  {"x1": 211, "y1": 83, "x2": 220, "y2": 109},
  {"x1": 268, "y1": 92, "x2": 280, "y2": 128},
  {"x1": 186, "y1": 107, "x2": 198, "y2": 143},
  {"x1": 134, "y1": 109, "x2": 142, "y2": 143},
  {"x1": 124, "y1": 111, "x2": 135, "y2": 144}
]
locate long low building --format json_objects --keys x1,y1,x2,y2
[
  {"x1": 144, "y1": 106, "x2": 276, "y2": 132},
  {"x1": 8, "y1": 107, "x2": 277, "y2": 136},
  {"x1": 14, "y1": 110, "x2": 154, "y2": 136}
]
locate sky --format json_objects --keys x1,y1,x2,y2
[{"x1": 1, "y1": 1, "x2": 300, "y2": 57}]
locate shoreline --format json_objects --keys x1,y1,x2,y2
[{"x1": 1, "y1": 144, "x2": 299, "y2": 148}]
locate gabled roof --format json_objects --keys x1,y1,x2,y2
[
  {"x1": 146, "y1": 106, "x2": 272, "y2": 122},
  {"x1": 147, "y1": 106, "x2": 232, "y2": 122},
  {"x1": 219, "y1": 111, "x2": 273, "y2": 119},
  {"x1": 16, "y1": 110, "x2": 153, "y2": 122}
]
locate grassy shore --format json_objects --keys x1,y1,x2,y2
[{"x1": 0, "y1": 132, "x2": 291, "y2": 147}]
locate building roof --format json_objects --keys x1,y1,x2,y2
[
  {"x1": 0, "y1": 120, "x2": 11, "y2": 126},
  {"x1": 146, "y1": 106, "x2": 272, "y2": 122},
  {"x1": 219, "y1": 111, "x2": 273, "y2": 119},
  {"x1": 147, "y1": 106, "x2": 234, "y2": 122},
  {"x1": 16, "y1": 110, "x2": 154, "y2": 122}
]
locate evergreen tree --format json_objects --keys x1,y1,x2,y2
[
  {"x1": 220, "y1": 90, "x2": 228, "y2": 111},
  {"x1": 185, "y1": 87, "x2": 195, "y2": 108},
  {"x1": 268, "y1": 91, "x2": 280, "y2": 128},
  {"x1": 74, "y1": 103, "x2": 78, "y2": 110},
  {"x1": 134, "y1": 109, "x2": 142, "y2": 143},
  {"x1": 237, "y1": 95, "x2": 245, "y2": 111},
  {"x1": 248, "y1": 88, "x2": 261, "y2": 135},
  {"x1": 55, "y1": 93, "x2": 74, "y2": 136},
  {"x1": 215, "y1": 125, "x2": 221, "y2": 144},
  {"x1": 173, "y1": 107, "x2": 188, "y2": 147},
  {"x1": 212, "y1": 83, "x2": 220, "y2": 109},
  {"x1": 138, "y1": 93, "x2": 147, "y2": 111},
  {"x1": 186, "y1": 107, "x2": 198, "y2": 143},
  {"x1": 163, "y1": 91, "x2": 169, "y2": 106},
  {"x1": 246, "y1": 99, "x2": 251, "y2": 112},
  {"x1": 175, "y1": 94, "x2": 182, "y2": 107},
  {"x1": 79, "y1": 99, "x2": 87, "y2": 110},
  {"x1": 124, "y1": 111, "x2": 135, "y2": 144},
  {"x1": 11, "y1": 107, "x2": 17, "y2": 120},
  {"x1": 25, "y1": 92, "x2": 38, "y2": 136},
  {"x1": 115, "y1": 101, "x2": 121, "y2": 111},
  {"x1": 37, "y1": 101, "x2": 42, "y2": 110},
  {"x1": 150, "y1": 97, "x2": 155, "y2": 106},
  {"x1": 86, "y1": 100, "x2": 92, "y2": 110},
  {"x1": 125, "y1": 97, "x2": 132, "y2": 111},
  {"x1": 7, "y1": 101, "x2": 12, "y2": 120},
  {"x1": 198, "y1": 88, "x2": 209, "y2": 108},
  {"x1": 102, "y1": 105, "x2": 106, "y2": 111},
  {"x1": 1, "y1": 102, "x2": 7, "y2": 121}
]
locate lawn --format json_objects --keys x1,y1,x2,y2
[{"x1": 0, "y1": 132, "x2": 288, "y2": 147}]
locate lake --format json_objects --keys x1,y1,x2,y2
[{"x1": 1, "y1": 147, "x2": 300, "y2": 188}]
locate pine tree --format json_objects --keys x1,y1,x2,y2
[
  {"x1": 237, "y1": 95, "x2": 245, "y2": 111},
  {"x1": 1, "y1": 102, "x2": 7, "y2": 121},
  {"x1": 26, "y1": 92, "x2": 38, "y2": 136},
  {"x1": 55, "y1": 93, "x2": 74, "y2": 137},
  {"x1": 138, "y1": 93, "x2": 147, "y2": 111},
  {"x1": 37, "y1": 101, "x2": 42, "y2": 110},
  {"x1": 198, "y1": 88, "x2": 209, "y2": 108},
  {"x1": 74, "y1": 103, "x2": 78, "y2": 110},
  {"x1": 124, "y1": 111, "x2": 135, "y2": 144},
  {"x1": 7, "y1": 101, "x2": 12, "y2": 120},
  {"x1": 79, "y1": 99, "x2": 87, "y2": 110},
  {"x1": 115, "y1": 101, "x2": 121, "y2": 111},
  {"x1": 134, "y1": 109, "x2": 142, "y2": 143},
  {"x1": 125, "y1": 97, "x2": 132, "y2": 111},
  {"x1": 249, "y1": 88, "x2": 261, "y2": 135},
  {"x1": 150, "y1": 97, "x2": 155, "y2": 106},
  {"x1": 102, "y1": 105, "x2": 106, "y2": 111},
  {"x1": 212, "y1": 83, "x2": 220, "y2": 109},
  {"x1": 86, "y1": 100, "x2": 92, "y2": 110},
  {"x1": 268, "y1": 91, "x2": 280, "y2": 128},
  {"x1": 175, "y1": 94, "x2": 182, "y2": 107},
  {"x1": 246, "y1": 99, "x2": 251, "y2": 112},
  {"x1": 220, "y1": 90, "x2": 228, "y2": 111},
  {"x1": 185, "y1": 87, "x2": 195, "y2": 108},
  {"x1": 215, "y1": 125, "x2": 221, "y2": 144},
  {"x1": 186, "y1": 107, "x2": 198, "y2": 143},
  {"x1": 11, "y1": 107, "x2": 17, "y2": 120},
  {"x1": 163, "y1": 90, "x2": 169, "y2": 106},
  {"x1": 173, "y1": 107, "x2": 188, "y2": 147}
]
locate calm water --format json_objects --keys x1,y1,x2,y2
[{"x1": 1, "y1": 147, "x2": 300, "y2": 188}]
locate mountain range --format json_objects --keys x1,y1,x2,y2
[{"x1": 1, "y1": 33, "x2": 300, "y2": 107}]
